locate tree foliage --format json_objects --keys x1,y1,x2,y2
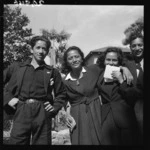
[
  {"x1": 41, "y1": 28, "x2": 71, "y2": 70},
  {"x1": 122, "y1": 16, "x2": 144, "y2": 45},
  {"x1": 41, "y1": 28, "x2": 71, "y2": 44},
  {"x1": 3, "y1": 5, "x2": 33, "y2": 68}
]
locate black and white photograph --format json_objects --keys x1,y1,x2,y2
[{"x1": 3, "y1": 0, "x2": 144, "y2": 146}]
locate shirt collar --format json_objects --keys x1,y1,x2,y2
[
  {"x1": 140, "y1": 58, "x2": 144, "y2": 70},
  {"x1": 65, "y1": 67, "x2": 86, "y2": 81},
  {"x1": 20, "y1": 58, "x2": 53, "y2": 70}
]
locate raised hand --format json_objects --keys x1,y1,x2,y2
[{"x1": 112, "y1": 71, "x2": 124, "y2": 84}]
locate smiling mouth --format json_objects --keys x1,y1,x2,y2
[
  {"x1": 72, "y1": 63, "x2": 80, "y2": 66},
  {"x1": 135, "y1": 51, "x2": 142, "y2": 55},
  {"x1": 38, "y1": 55, "x2": 43, "y2": 57}
]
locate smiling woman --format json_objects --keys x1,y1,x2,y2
[
  {"x1": 62, "y1": 46, "x2": 103, "y2": 145},
  {"x1": 96, "y1": 47, "x2": 139, "y2": 145}
]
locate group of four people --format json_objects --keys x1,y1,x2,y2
[{"x1": 3, "y1": 33, "x2": 143, "y2": 145}]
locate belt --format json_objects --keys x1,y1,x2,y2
[
  {"x1": 26, "y1": 99, "x2": 38, "y2": 104},
  {"x1": 71, "y1": 95, "x2": 99, "y2": 113},
  {"x1": 19, "y1": 98, "x2": 45, "y2": 104}
]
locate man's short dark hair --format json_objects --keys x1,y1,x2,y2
[{"x1": 30, "y1": 36, "x2": 51, "y2": 51}]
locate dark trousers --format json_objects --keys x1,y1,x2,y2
[
  {"x1": 101, "y1": 109, "x2": 138, "y2": 145},
  {"x1": 134, "y1": 100, "x2": 143, "y2": 145},
  {"x1": 9, "y1": 100, "x2": 51, "y2": 145}
]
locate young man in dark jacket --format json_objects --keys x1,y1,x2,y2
[
  {"x1": 122, "y1": 33, "x2": 144, "y2": 145},
  {"x1": 3, "y1": 36, "x2": 66, "y2": 145}
]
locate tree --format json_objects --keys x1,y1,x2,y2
[
  {"x1": 122, "y1": 16, "x2": 144, "y2": 45},
  {"x1": 3, "y1": 5, "x2": 33, "y2": 69},
  {"x1": 40, "y1": 28, "x2": 71, "y2": 70}
]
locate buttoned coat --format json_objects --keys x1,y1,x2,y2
[
  {"x1": 63, "y1": 64, "x2": 103, "y2": 145},
  {"x1": 97, "y1": 68, "x2": 139, "y2": 145}
]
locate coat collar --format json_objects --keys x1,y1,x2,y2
[
  {"x1": 19, "y1": 58, "x2": 53, "y2": 70},
  {"x1": 126, "y1": 60, "x2": 138, "y2": 85},
  {"x1": 19, "y1": 59, "x2": 31, "y2": 67}
]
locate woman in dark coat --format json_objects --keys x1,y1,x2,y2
[
  {"x1": 62, "y1": 46, "x2": 133, "y2": 145},
  {"x1": 96, "y1": 47, "x2": 139, "y2": 145},
  {"x1": 62, "y1": 46, "x2": 102, "y2": 145}
]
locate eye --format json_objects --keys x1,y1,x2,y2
[
  {"x1": 106, "y1": 58, "x2": 110, "y2": 61},
  {"x1": 131, "y1": 44, "x2": 143, "y2": 49},
  {"x1": 131, "y1": 45, "x2": 136, "y2": 48},
  {"x1": 138, "y1": 44, "x2": 143, "y2": 47},
  {"x1": 67, "y1": 57, "x2": 72, "y2": 61},
  {"x1": 75, "y1": 55, "x2": 80, "y2": 58},
  {"x1": 42, "y1": 47, "x2": 46, "y2": 51},
  {"x1": 36, "y1": 46, "x2": 41, "y2": 49},
  {"x1": 113, "y1": 59, "x2": 118, "y2": 62}
]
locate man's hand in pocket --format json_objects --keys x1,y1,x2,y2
[{"x1": 44, "y1": 101, "x2": 54, "y2": 112}]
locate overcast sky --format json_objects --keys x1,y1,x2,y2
[{"x1": 10, "y1": 5, "x2": 143, "y2": 56}]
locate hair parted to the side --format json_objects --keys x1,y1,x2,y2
[
  {"x1": 62, "y1": 46, "x2": 85, "y2": 74},
  {"x1": 96, "y1": 47, "x2": 124, "y2": 68},
  {"x1": 122, "y1": 17, "x2": 144, "y2": 45},
  {"x1": 30, "y1": 35, "x2": 51, "y2": 51}
]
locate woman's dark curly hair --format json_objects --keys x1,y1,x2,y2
[
  {"x1": 30, "y1": 36, "x2": 51, "y2": 51},
  {"x1": 62, "y1": 46, "x2": 85, "y2": 74},
  {"x1": 96, "y1": 47, "x2": 124, "y2": 68}
]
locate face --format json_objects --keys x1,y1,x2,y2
[
  {"x1": 104, "y1": 52, "x2": 119, "y2": 66},
  {"x1": 67, "y1": 50, "x2": 83, "y2": 70},
  {"x1": 130, "y1": 38, "x2": 144, "y2": 58},
  {"x1": 31, "y1": 40, "x2": 48, "y2": 63}
]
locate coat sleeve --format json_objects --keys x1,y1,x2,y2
[
  {"x1": 3, "y1": 63, "x2": 19, "y2": 116},
  {"x1": 118, "y1": 80, "x2": 143, "y2": 107},
  {"x1": 50, "y1": 69, "x2": 67, "y2": 117},
  {"x1": 3, "y1": 62, "x2": 19, "y2": 106},
  {"x1": 3, "y1": 62, "x2": 18, "y2": 86}
]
